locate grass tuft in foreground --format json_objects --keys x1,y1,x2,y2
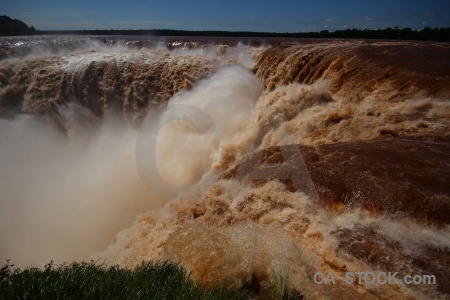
[{"x1": 0, "y1": 260, "x2": 239, "y2": 299}]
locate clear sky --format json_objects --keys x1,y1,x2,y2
[{"x1": 1, "y1": 0, "x2": 449, "y2": 32}]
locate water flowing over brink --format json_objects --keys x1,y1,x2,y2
[{"x1": 0, "y1": 36, "x2": 450, "y2": 299}]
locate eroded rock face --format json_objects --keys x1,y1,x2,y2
[{"x1": 224, "y1": 136, "x2": 450, "y2": 225}]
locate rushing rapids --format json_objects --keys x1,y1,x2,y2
[
  {"x1": 0, "y1": 36, "x2": 261, "y2": 126},
  {"x1": 0, "y1": 36, "x2": 449, "y2": 299}
]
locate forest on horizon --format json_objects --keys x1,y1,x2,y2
[{"x1": 1, "y1": 15, "x2": 450, "y2": 42}]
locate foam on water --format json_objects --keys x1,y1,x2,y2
[{"x1": 0, "y1": 37, "x2": 449, "y2": 298}]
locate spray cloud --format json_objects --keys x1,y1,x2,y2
[{"x1": 0, "y1": 64, "x2": 262, "y2": 266}]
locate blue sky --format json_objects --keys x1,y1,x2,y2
[{"x1": 1, "y1": 0, "x2": 449, "y2": 32}]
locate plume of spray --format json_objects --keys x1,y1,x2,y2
[
  {"x1": 0, "y1": 64, "x2": 262, "y2": 266},
  {"x1": 136, "y1": 64, "x2": 262, "y2": 200},
  {"x1": 0, "y1": 106, "x2": 160, "y2": 266}
]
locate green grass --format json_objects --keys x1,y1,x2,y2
[{"x1": 0, "y1": 260, "x2": 239, "y2": 300}]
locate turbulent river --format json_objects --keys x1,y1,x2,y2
[{"x1": 0, "y1": 35, "x2": 449, "y2": 299}]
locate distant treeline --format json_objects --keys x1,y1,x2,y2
[
  {"x1": 1, "y1": 15, "x2": 449, "y2": 41},
  {"x1": 37, "y1": 27, "x2": 450, "y2": 42},
  {"x1": 0, "y1": 15, "x2": 37, "y2": 36}
]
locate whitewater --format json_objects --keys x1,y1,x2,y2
[{"x1": 0, "y1": 35, "x2": 449, "y2": 299}]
